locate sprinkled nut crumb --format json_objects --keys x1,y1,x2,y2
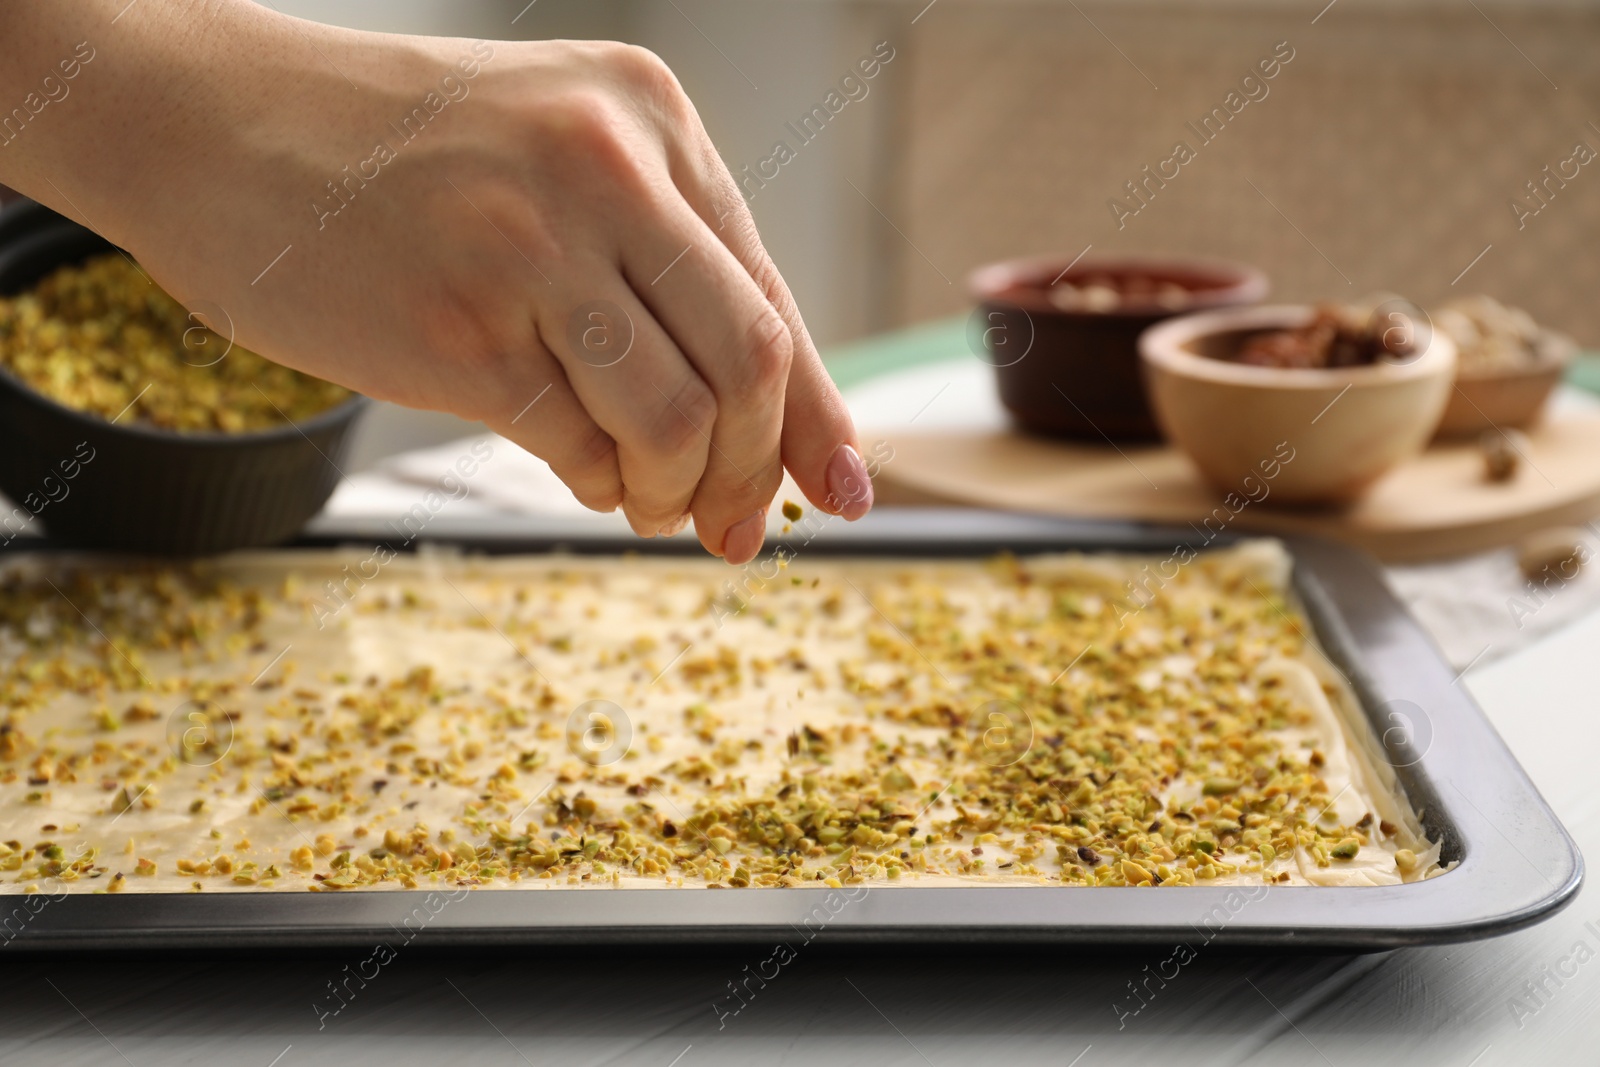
[
  {"x1": 1330, "y1": 838, "x2": 1361, "y2": 860},
  {"x1": 0, "y1": 542, "x2": 1440, "y2": 894}
]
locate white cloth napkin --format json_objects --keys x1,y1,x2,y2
[{"x1": 1384, "y1": 532, "x2": 1600, "y2": 669}]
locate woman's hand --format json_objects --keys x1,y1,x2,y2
[{"x1": 0, "y1": 2, "x2": 873, "y2": 564}]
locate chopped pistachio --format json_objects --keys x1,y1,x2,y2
[{"x1": 0, "y1": 254, "x2": 349, "y2": 432}]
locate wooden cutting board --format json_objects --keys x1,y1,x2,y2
[{"x1": 866, "y1": 405, "x2": 1600, "y2": 562}]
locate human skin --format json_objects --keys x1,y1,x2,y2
[{"x1": 0, "y1": 0, "x2": 873, "y2": 564}]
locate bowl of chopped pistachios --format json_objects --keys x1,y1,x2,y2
[{"x1": 0, "y1": 199, "x2": 367, "y2": 555}]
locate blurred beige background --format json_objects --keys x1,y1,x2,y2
[{"x1": 890, "y1": 0, "x2": 1599, "y2": 337}]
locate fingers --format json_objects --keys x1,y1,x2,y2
[
  {"x1": 666, "y1": 136, "x2": 871, "y2": 521},
  {"x1": 506, "y1": 46, "x2": 867, "y2": 554},
  {"x1": 479, "y1": 337, "x2": 624, "y2": 514},
  {"x1": 539, "y1": 269, "x2": 713, "y2": 537},
  {"x1": 782, "y1": 347, "x2": 874, "y2": 520},
  {"x1": 622, "y1": 202, "x2": 793, "y2": 564}
]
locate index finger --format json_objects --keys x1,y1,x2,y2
[
  {"x1": 623, "y1": 202, "x2": 793, "y2": 563},
  {"x1": 669, "y1": 132, "x2": 873, "y2": 522}
]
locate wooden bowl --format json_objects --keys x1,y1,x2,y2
[
  {"x1": 1140, "y1": 305, "x2": 1456, "y2": 506},
  {"x1": 969, "y1": 255, "x2": 1267, "y2": 441},
  {"x1": 1433, "y1": 330, "x2": 1575, "y2": 439}
]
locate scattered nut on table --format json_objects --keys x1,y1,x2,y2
[
  {"x1": 1517, "y1": 527, "x2": 1589, "y2": 583},
  {"x1": 1479, "y1": 428, "x2": 1528, "y2": 483}
]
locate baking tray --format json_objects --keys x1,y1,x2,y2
[{"x1": 0, "y1": 509, "x2": 1581, "y2": 952}]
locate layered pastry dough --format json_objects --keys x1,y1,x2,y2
[{"x1": 0, "y1": 540, "x2": 1441, "y2": 893}]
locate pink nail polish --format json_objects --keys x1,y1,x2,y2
[
  {"x1": 722, "y1": 510, "x2": 766, "y2": 565},
  {"x1": 826, "y1": 444, "x2": 874, "y2": 520}
]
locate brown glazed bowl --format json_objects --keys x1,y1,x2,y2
[{"x1": 969, "y1": 255, "x2": 1268, "y2": 441}]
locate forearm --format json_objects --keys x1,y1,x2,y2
[
  {"x1": 0, "y1": 1, "x2": 365, "y2": 253},
  {"x1": 3, "y1": 3, "x2": 201, "y2": 236}
]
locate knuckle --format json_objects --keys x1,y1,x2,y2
[
  {"x1": 747, "y1": 254, "x2": 794, "y2": 317},
  {"x1": 541, "y1": 90, "x2": 633, "y2": 166},
  {"x1": 620, "y1": 498, "x2": 664, "y2": 534},
  {"x1": 577, "y1": 490, "x2": 622, "y2": 514},
  {"x1": 734, "y1": 309, "x2": 793, "y2": 400},
  {"x1": 553, "y1": 89, "x2": 615, "y2": 139},
  {"x1": 641, "y1": 377, "x2": 716, "y2": 456},
  {"x1": 675, "y1": 375, "x2": 719, "y2": 434},
  {"x1": 709, "y1": 475, "x2": 777, "y2": 522},
  {"x1": 552, "y1": 426, "x2": 622, "y2": 510},
  {"x1": 608, "y1": 44, "x2": 689, "y2": 114},
  {"x1": 611, "y1": 43, "x2": 670, "y2": 82},
  {"x1": 561, "y1": 421, "x2": 619, "y2": 478},
  {"x1": 620, "y1": 486, "x2": 681, "y2": 528}
]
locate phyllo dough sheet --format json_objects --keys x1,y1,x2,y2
[{"x1": 0, "y1": 540, "x2": 1441, "y2": 894}]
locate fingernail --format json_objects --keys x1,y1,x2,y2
[
  {"x1": 722, "y1": 510, "x2": 766, "y2": 566},
  {"x1": 826, "y1": 443, "x2": 874, "y2": 520},
  {"x1": 658, "y1": 511, "x2": 692, "y2": 537}
]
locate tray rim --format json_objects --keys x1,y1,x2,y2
[{"x1": 0, "y1": 509, "x2": 1582, "y2": 952}]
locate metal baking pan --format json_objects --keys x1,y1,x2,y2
[{"x1": 1, "y1": 509, "x2": 1581, "y2": 952}]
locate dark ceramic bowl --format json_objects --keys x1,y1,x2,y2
[
  {"x1": 0, "y1": 199, "x2": 367, "y2": 555},
  {"x1": 970, "y1": 255, "x2": 1269, "y2": 440}
]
